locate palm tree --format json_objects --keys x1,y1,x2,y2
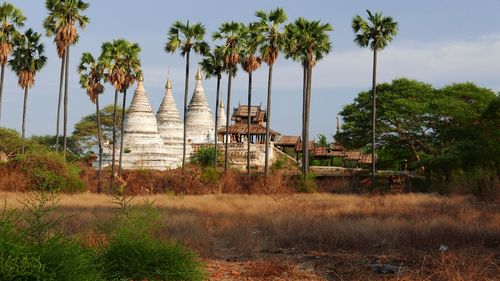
[
  {"x1": 213, "y1": 21, "x2": 244, "y2": 172},
  {"x1": 8, "y1": 29, "x2": 47, "y2": 153},
  {"x1": 78, "y1": 52, "x2": 104, "y2": 193},
  {"x1": 99, "y1": 39, "x2": 142, "y2": 190},
  {"x1": 240, "y1": 24, "x2": 263, "y2": 177},
  {"x1": 200, "y1": 45, "x2": 225, "y2": 169},
  {"x1": 165, "y1": 20, "x2": 209, "y2": 173},
  {"x1": 352, "y1": 10, "x2": 398, "y2": 190},
  {"x1": 284, "y1": 18, "x2": 332, "y2": 178},
  {"x1": 254, "y1": 7, "x2": 287, "y2": 176},
  {"x1": 44, "y1": 0, "x2": 89, "y2": 155},
  {"x1": 0, "y1": 2, "x2": 25, "y2": 124}
]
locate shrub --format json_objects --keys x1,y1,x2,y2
[
  {"x1": 190, "y1": 146, "x2": 222, "y2": 167},
  {"x1": 297, "y1": 173, "x2": 318, "y2": 193},
  {"x1": 11, "y1": 151, "x2": 85, "y2": 192},
  {"x1": 101, "y1": 204, "x2": 206, "y2": 281},
  {"x1": 0, "y1": 194, "x2": 103, "y2": 281},
  {"x1": 200, "y1": 166, "x2": 220, "y2": 185}
]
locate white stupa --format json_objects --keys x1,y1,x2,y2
[
  {"x1": 119, "y1": 76, "x2": 170, "y2": 170},
  {"x1": 156, "y1": 78, "x2": 183, "y2": 168},
  {"x1": 217, "y1": 100, "x2": 227, "y2": 130},
  {"x1": 185, "y1": 69, "x2": 215, "y2": 144}
]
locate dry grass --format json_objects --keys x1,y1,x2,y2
[{"x1": 1, "y1": 192, "x2": 499, "y2": 280}]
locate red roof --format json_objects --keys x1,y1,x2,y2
[
  {"x1": 217, "y1": 124, "x2": 279, "y2": 136},
  {"x1": 274, "y1": 135, "x2": 300, "y2": 146}
]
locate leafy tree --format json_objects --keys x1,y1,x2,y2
[
  {"x1": 213, "y1": 21, "x2": 244, "y2": 172},
  {"x1": 8, "y1": 29, "x2": 47, "y2": 153},
  {"x1": 240, "y1": 23, "x2": 263, "y2": 177},
  {"x1": 316, "y1": 134, "x2": 328, "y2": 147},
  {"x1": 72, "y1": 104, "x2": 125, "y2": 154},
  {"x1": 200, "y1": 46, "x2": 225, "y2": 169},
  {"x1": 165, "y1": 20, "x2": 209, "y2": 173},
  {"x1": 352, "y1": 10, "x2": 398, "y2": 189},
  {"x1": 338, "y1": 79, "x2": 497, "y2": 189},
  {"x1": 254, "y1": 7, "x2": 287, "y2": 176},
  {"x1": 44, "y1": 0, "x2": 89, "y2": 155},
  {"x1": 78, "y1": 52, "x2": 105, "y2": 192},
  {"x1": 0, "y1": 2, "x2": 25, "y2": 123}
]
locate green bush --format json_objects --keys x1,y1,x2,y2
[
  {"x1": 0, "y1": 195, "x2": 103, "y2": 281},
  {"x1": 297, "y1": 173, "x2": 318, "y2": 193},
  {"x1": 12, "y1": 151, "x2": 85, "y2": 192},
  {"x1": 200, "y1": 166, "x2": 220, "y2": 184},
  {"x1": 190, "y1": 146, "x2": 222, "y2": 167},
  {"x1": 101, "y1": 205, "x2": 205, "y2": 281}
]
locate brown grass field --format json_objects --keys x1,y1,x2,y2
[{"x1": 1, "y1": 192, "x2": 499, "y2": 280}]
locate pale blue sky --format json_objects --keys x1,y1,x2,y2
[{"x1": 2, "y1": 0, "x2": 500, "y2": 140}]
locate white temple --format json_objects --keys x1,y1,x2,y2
[
  {"x1": 103, "y1": 68, "x2": 276, "y2": 171},
  {"x1": 118, "y1": 76, "x2": 171, "y2": 170},
  {"x1": 156, "y1": 78, "x2": 183, "y2": 168},
  {"x1": 185, "y1": 69, "x2": 215, "y2": 144}
]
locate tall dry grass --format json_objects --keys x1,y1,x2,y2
[{"x1": 2, "y1": 192, "x2": 498, "y2": 280}]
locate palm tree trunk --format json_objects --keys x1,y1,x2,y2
[
  {"x1": 110, "y1": 89, "x2": 118, "y2": 192},
  {"x1": 63, "y1": 46, "x2": 70, "y2": 158},
  {"x1": 247, "y1": 71, "x2": 252, "y2": 178},
  {"x1": 304, "y1": 64, "x2": 313, "y2": 177},
  {"x1": 301, "y1": 65, "x2": 308, "y2": 178},
  {"x1": 55, "y1": 56, "x2": 65, "y2": 151},
  {"x1": 214, "y1": 74, "x2": 221, "y2": 169},
  {"x1": 182, "y1": 51, "x2": 190, "y2": 173},
  {"x1": 224, "y1": 73, "x2": 232, "y2": 172},
  {"x1": 118, "y1": 89, "x2": 127, "y2": 176},
  {"x1": 0, "y1": 63, "x2": 6, "y2": 124},
  {"x1": 371, "y1": 49, "x2": 378, "y2": 191},
  {"x1": 264, "y1": 64, "x2": 273, "y2": 176},
  {"x1": 96, "y1": 94, "x2": 102, "y2": 193},
  {"x1": 21, "y1": 87, "x2": 28, "y2": 154}
]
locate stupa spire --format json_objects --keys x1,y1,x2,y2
[{"x1": 186, "y1": 68, "x2": 215, "y2": 144}]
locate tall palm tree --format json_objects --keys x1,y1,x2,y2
[
  {"x1": 8, "y1": 29, "x2": 47, "y2": 153},
  {"x1": 213, "y1": 21, "x2": 244, "y2": 172},
  {"x1": 240, "y1": 24, "x2": 263, "y2": 177},
  {"x1": 44, "y1": 0, "x2": 89, "y2": 155},
  {"x1": 200, "y1": 45, "x2": 225, "y2": 169},
  {"x1": 78, "y1": 52, "x2": 104, "y2": 193},
  {"x1": 254, "y1": 7, "x2": 287, "y2": 176},
  {"x1": 0, "y1": 2, "x2": 25, "y2": 124},
  {"x1": 99, "y1": 39, "x2": 141, "y2": 190},
  {"x1": 284, "y1": 18, "x2": 332, "y2": 178},
  {"x1": 165, "y1": 20, "x2": 209, "y2": 173},
  {"x1": 352, "y1": 10, "x2": 398, "y2": 190}
]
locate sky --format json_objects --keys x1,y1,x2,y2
[{"x1": 1, "y1": 0, "x2": 500, "y2": 141}]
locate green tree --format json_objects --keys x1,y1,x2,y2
[
  {"x1": 8, "y1": 29, "x2": 47, "y2": 153},
  {"x1": 240, "y1": 23, "x2": 263, "y2": 177},
  {"x1": 213, "y1": 21, "x2": 244, "y2": 172},
  {"x1": 284, "y1": 17, "x2": 332, "y2": 178},
  {"x1": 72, "y1": 104, "x2": 125, "y2": 152},
  {"x1": 99, "y1": 39, "x2": 141, "y2": 189},
  {"x1": 44, "y1": 0, "x2": 89, "y2": 155},
  {"x1": 254, "y1": 7, "x2": 287, "y2": 176},
  {"x1": 338, "y1": 79, "x2": 497, "y2": 188},
  {"x1": 78, "y1": 52, "x2": 105, "y2": 193},
  {"x1": 0, "y1": 2, "x2": 25, "y2": 124},
  {"x1": 352, "y1": 10, "x2": 398, "y2": 190},
  {"x1": 200, "y1": 46, "x2": 225, "y2": 169},
  {"x1": 165, "y1": 20, "x2": 209, "y2": 173}
]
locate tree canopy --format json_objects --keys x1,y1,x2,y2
[{"x1": 337, "y1": 78, "x2": 498, "y2": 176}]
